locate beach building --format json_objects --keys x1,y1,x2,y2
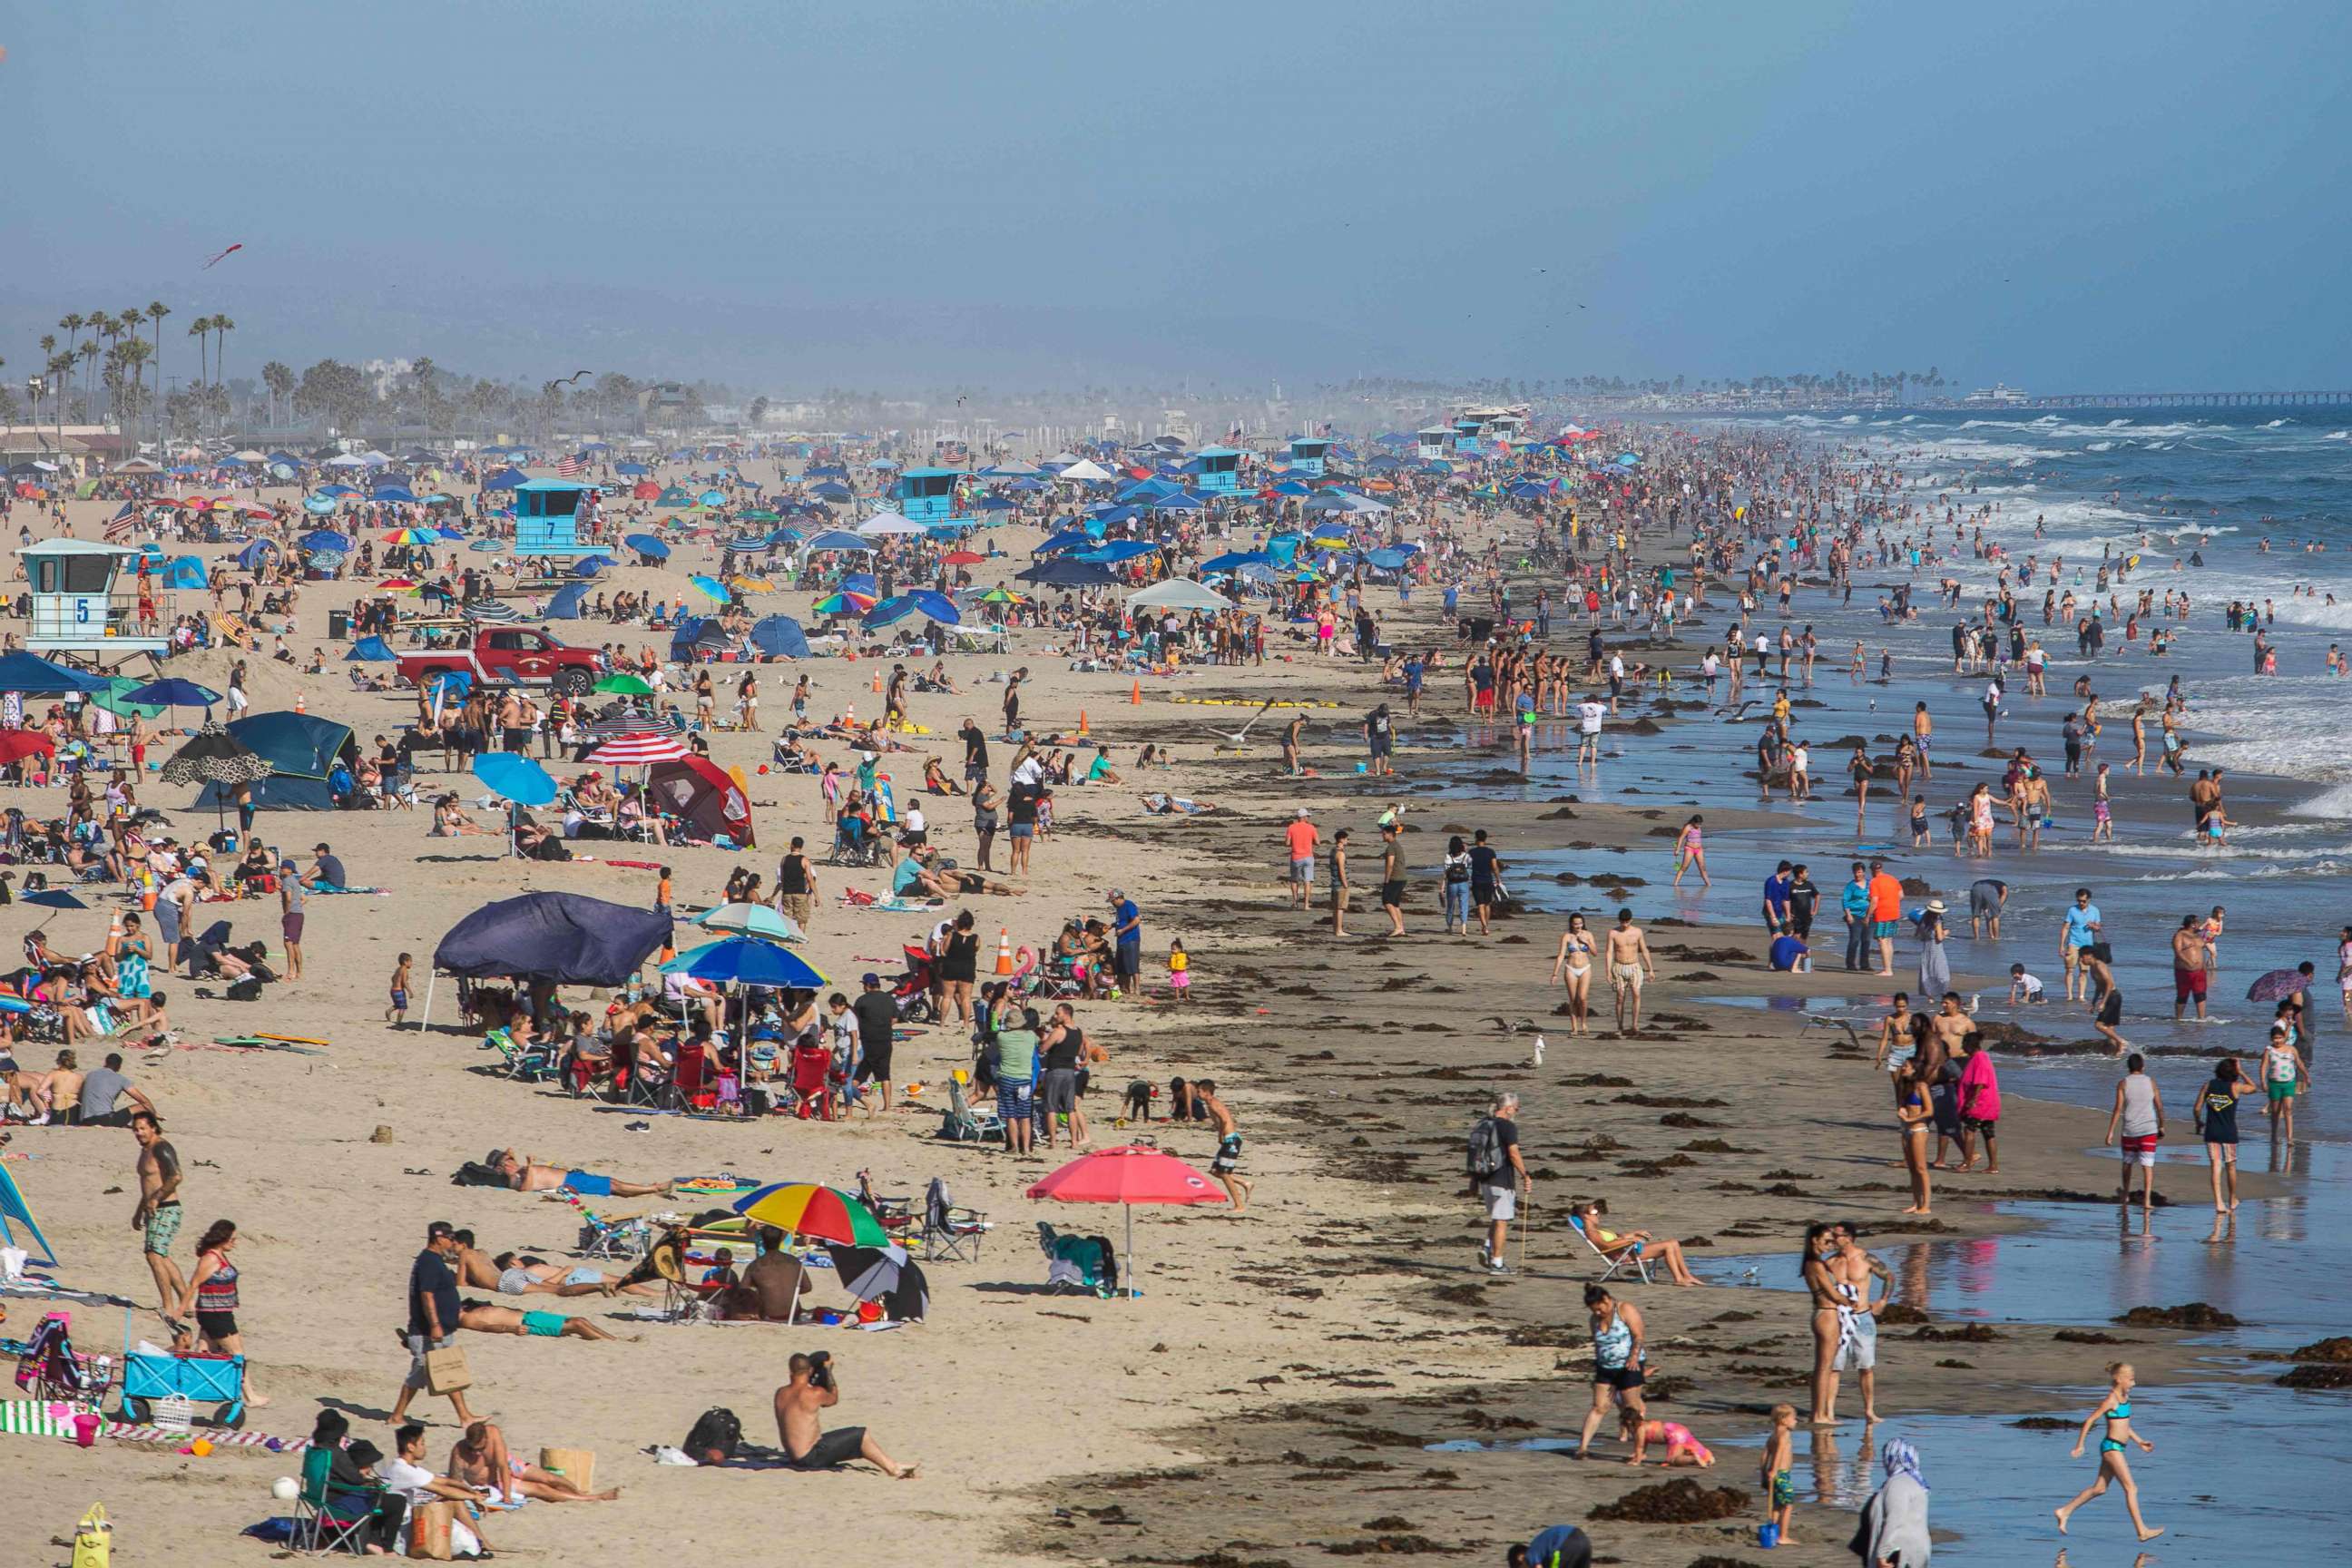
[
  {"x1": 16, "y1": 538, "x2": 168, "y2": 669},
  {"x1": 1288, "y1": 436, "x2": 1331, "y2": 476}
]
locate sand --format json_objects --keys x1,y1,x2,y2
[{"x1": 0, "y1": 470, "x2": 2259, "y2": 1565}]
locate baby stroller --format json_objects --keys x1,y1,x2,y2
[{"x1": 890, "y1": 943, "x2": 940, "y2": 1024}]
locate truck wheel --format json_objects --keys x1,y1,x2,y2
[{"x1": 554, "y1": 668, "x2": 593, "y2": 697}]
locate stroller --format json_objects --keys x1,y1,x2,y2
[{"x1": 889, "y1": 943, "x2": 941, "y2": 1024}]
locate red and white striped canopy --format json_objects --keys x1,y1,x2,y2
[{"x1": 585, "y1": 730, "x2": 691, "y2": 765}]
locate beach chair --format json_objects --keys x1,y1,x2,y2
[
  {"x1": 292, "y1": 1445, "x2": 377, "y2": 1555},
  {"x1": 1568, "y1": 1212, "x2": 1652, "y2": 1286},
  {"x1": 940, "y1": 1073, "x2": 1004, "y2": 1144},
  {"x1": 482, "y1": 1028, "x2": 559, "y2": 1083},
  {"x1": 922, "y1": 1178, "x2": 990, "y2": 1262}
]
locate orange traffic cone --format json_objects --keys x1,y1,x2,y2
[
  {"x1": 294, "y1": 691, "x2": 306, "y2": 713},
  {"x1": 871, "y1": 671, "x2": 883, "y2": 693},
  {"x1": 995, "y1": 926, "x2": 1014, "y2": 975},
  {"x1": 1077, "y1": 709, "x2": 1088, "y2": 736},
  {"x1": 1129, "y1": 678, "x2": 1142, "y2": 705}
]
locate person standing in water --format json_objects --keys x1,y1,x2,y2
[{"x1": 2054, "y1": 1362, "x2": 2164, "y2": 1543}]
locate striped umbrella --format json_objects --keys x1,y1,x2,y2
[
  {"x1": 464, "y1": 599, "x2": 524, "y2": 622},
  {"x1": 584, "y1": 731, "x2": 691, "y2": 765},
  {"x1": 732, "y1": 1183, "x2": 892, "y2": 1247}
]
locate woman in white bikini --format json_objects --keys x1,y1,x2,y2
[{"x1": 1550, "y1": 913, "x2": 1598, "y2": 1036}]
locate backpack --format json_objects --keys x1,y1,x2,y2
[
  {"x1": 683, "y1": 1406, "x2": 742, "y2": 1464},
  {"x1": 1466, "y1": 1116, "x2": 1505, "y2": 1181}
]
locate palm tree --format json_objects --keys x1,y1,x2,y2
[
  {"x1": 145, "y1": 301, "x2": 171, "y2": 447},
  {"x1": 47, "y1": 353, "x2": 74, "y2": 449},
  {"x1": 58, "y1": 315, "x2": 84, "y2": 418},
  {"x1": 212, "y1": 317, "x2": 236, "y2": 425},
  {"x1": 262, "y1": 361, "x2": 295, "y2": 427},
  {"x1": 76, "y1": 341, "x2": 99, "y2": 423}
]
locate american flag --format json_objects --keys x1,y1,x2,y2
[{"x1": 556, "y1": 456, "x2": 582, "y2": 477}]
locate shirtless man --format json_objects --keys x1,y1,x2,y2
[
  {"x1": 456, "y1": 1301, "x2": 631, "y2": 1343},
  {"x1": 1925, "y1": 992, "x2": 1973, "y2": 1076},
  {"x1": 492, "y1": 1150, "x2": 671, "y2": 1199},
  {"x1": 131, "y1": 1111, "x2": 187, "y2": 1322},
  {"x1": 448, "y1": 1232, "x2": 646, "y2": 1298},
  {"x1": 1196, "y1": 1079, "x2": 1252, "y2": 1214},
  {"x1": 1825, "y1": 1223, "x2": 1891, "y2": 1424},
  {"x1": 774, "y1": 1351, "x2": 917, "y2": 1477},
  {"x1": 2171, "y1": 916, "x2": 2210, "y2": 1023},
  {"x1": 1604, "y1": 907, "x2": 1656, "y2": 1036},
  {"x1": 448, "y1": 1420, "x2": 621, "y2": 1503}
]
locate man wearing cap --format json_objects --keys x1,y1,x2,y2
[
  {"x1": 308, "y1": 842, "x2": 348, "y2": 892},
  {"x1": 1284, "y1": 808, "x2": 1318, "y2": 910},
  {"x1": 850, "y1": 973, "x2": 899, "y2": 1111},
  {"x1": 279, "y1": 858, "x2": 306, "y2": 981}
]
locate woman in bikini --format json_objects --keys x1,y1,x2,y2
[
  {"x1": 1848, "y1": 744, "x2": 1875, "y2": 836},
  {"x1": 1800, "y1": 1221, "x2": 1841, "y2": 1424},
  {"x1": 1550, "y1": 913, "x2": 1598, "y2": 1036},
  {"x1": 2054, "y1": 1362, "x2": 2163, "y2": 1542},
  {"x1": 1896, "y1": 1063, "x2": 1935, "y2": 1214},
  {"x1": 1671, "y1": 816, "x2": 1709, "y2": 888}
]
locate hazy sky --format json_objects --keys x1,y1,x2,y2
[{"x1": 9, "y1": 1, "x2": 2348, "y2": 392}]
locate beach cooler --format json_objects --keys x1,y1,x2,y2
[{"x1": 120, "y1": 1348, "x2": 246, "y2": 1428}]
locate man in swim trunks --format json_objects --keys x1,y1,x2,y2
[
  {"x1": 493, "y1": 1150, "x2": 671, "y2": 1199},
  {"x1": 456, "y1": 1300, "x2": 627, "y2": 1342},
  {"x1": 1968, "y1": 877, "x2": 2007, "y2": 940},
  {"x1": 1827, "y1": 1224, "x2": 1891, "y2": 1424},
  {"x1": 1866, "y1": 858, "x2": 1904, "y2": 977},
  {"x1": 2171, "y1": 916, "x2": 2210, "y2": 1022},
  {"x1": 775, "y1": 1351, "x2": 919, "y2": 1478},
  {"x1": 1197, "y1": 1079, "x2": 1251, "y2": 1214},
  {"x1": 1604, "y1": 908, "x2": 1656, "y2": 1036}
]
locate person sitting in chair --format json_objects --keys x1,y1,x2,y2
[{"x1": 1568, "y1": 1198, "x2": 1701, "y2": 1287}]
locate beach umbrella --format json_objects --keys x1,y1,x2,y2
[
  {"x1": 687, "y1": 574, "x2": 731, "y2": 604},
  {"x1": 87, "y1": 676, "x2": 168, "y2": 720},
  {"x1": 464, "y1": 600, "x2": 525, "y2": 623},
  {"x1": 547, "y1": 583, "x2": 590, "y2": 620},
  {"x1": 300, "y1": 529, "x2": 353, "y2": 553},
  {"x1": 2246, "y1": 968, "x2": 2313, "y2": 1004},
  {"x1": 471, "y1": 752, "x2": 558, "y2": 808},
  {"x1": 809, "y1": 481, "x2": 853, "y2": 502},
  {"x1": 694, "y1": 903, "x2": 800, "y2": 941},
  {"x1": 0, "y1": 730, "x2": 56, "y2": 766},
  {"x1": 377, "y1": 577, "x2": 423, "y2": 593},
  {"x1": 731, "y1": 1182, "x2": 890, "y2": 1247},
  {"x1": 615, "y1": 462, "x2": 650, "y2": 476},
  {"x1": 977, "y1": 586, "x2": 1026, "y2": 604},
  {"x1": 156, "y1": 726, "x2": 272, "y2": 789},
  {"x1": 662, "y1": 937, "x2": 828, "y2": 990},
  {"x1": 1199, "y1": 550, "x2": 1272, "y2": 572},
  {"x1": 1026, "y1": 1145, "x2": 1228, "y2": 1298},
  {"x1": 122, "y1": 678, "x2": 223, "y2": 723},
  {"x1": 347, "y1": 636, "x2": 398, "y2": 662},
  {"x1": 467, "y1": 539, "x2": 506, "y2": 553},
  {"x1": 812, "y1": 591, "x2": 877, "y2": 616},
  {"x1": 571, "y1": 555, "x2": 614, "y2": 577},
  {"x1": 823, "y1": 1243, "x2": 928, "y2": 1320},
  {"x1": 593, "y1": 673, "x2": 655, "y2": 696},
  {"x1": 623, "y1": 533, "x2": 671, "y2": 561},
  {"x1": 23, "y1": 888, "x2": 88, "y2": 910},
  {"x1": 940, "y1": 550, "x2": 985, "y2": 566},
  {"x1": 748, "y1": 615, "x2": 811, "y2": 659},
  {"x1": 1126, "y1": 578, "x2": 1228, "y2": 612},
  {"x1": 585, "y1": 731, "x2": 691, "y2": 766},
  {"x1": 382, "y1": 527, "x2": 437, "y2": 544}
]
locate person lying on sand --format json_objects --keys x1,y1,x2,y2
[
  {"x1": 457, "y1": 1300, "x2": 632, "y2": 1343},
  {"x1": 491, "y1": 1150, "x2": 671, "y2": 1199},
  {"x1": 891, "y1": 846, "x2": 1024, "y2": 899}
]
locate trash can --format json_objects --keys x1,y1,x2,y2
[{"x1": 327, "y1": 609, "x2": 350, "y2": 640}]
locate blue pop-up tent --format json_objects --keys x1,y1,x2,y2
[
  {"x1": 347, "y1": 636, "x2": 398, "y2": 662},
  {"x1": 547, "y1": 583, "x2": 589, "y2": 619},
  {"x1": 749, "y1": 614, "x2": 810, "y2": 659}
]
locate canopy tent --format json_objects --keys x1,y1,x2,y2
[
  {"x1": 1057, "y1": 458, "x2": 1114, "y2": 482},
  {"x1": 1126, "y1": 578, "x2": 1229, "y2": 612},
  {"x1": 482, "y1": 466, "x2": 530, "y2": 490},
  {"x1": 0, "y1": 1163, "x2": 58, "y2": 1267},
  {"x1": 802, "y1": 530, "x2": 874, "y2": 555},
  {"x1": 191, "y1": 710, "x2": 356, "y2": 811},
  {"x1": 0, "y1": 650, "x2": 112, "y2": 695},
  {"x1": 1017, "y1": 558, "x2": 1116, "y2": 589},
  {"x1": 646, "y1": 757, "x2": 754, "y2": 847},
  {"x1": 856, "y1": 511, "x2": 926, "y2": 536},
  {"x1": 424, "y1": 891, "x2": 673, "y2": 1031}
]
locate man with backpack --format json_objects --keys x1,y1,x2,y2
[{"x1": 1468, "y1": 1091, "x2": 1530, "y2": 1273}]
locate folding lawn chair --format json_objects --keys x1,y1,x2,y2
[
  {"x1": 1568, "y1": 1212, "x2": 1653, "y2": 1285},
  {"x1": 292, "y1": 1445, "x2": 378, "y2": 1555},
  {"x1": 943, "y1": 1073, "x2": 1004, "y2": 1144},
  {"x1": 921, "y1": 1177, "x2": 989, "y2": 1262}
]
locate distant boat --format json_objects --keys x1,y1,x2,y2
[{"x1": 1965, "y1": 383, "x2": 2031, "y2": 406}]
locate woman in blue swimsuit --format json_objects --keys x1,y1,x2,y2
[{"x1": 2054, "y1": 1361, "x2": 2164, "y2": 1543}]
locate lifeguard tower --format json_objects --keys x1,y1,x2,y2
[
  {"x1": 894, "y1": 467, "x2": 968, "y2": 523},
  {"x1": 1187, "y1": 446, "x2": 1244, "y2": 495},
  {"x1": 17, "y1": 540, "x2": 168, "y2": 671},
  {"x1": 1416, "y1": 426, "x2": 1454, "y2": 463},
  {"x1": 1452, "y1": 415, "x2": 1488, "y2": 455},
  {"x1": 513, "y1": 479, "x2": 596, "y2": 560},
  {"x1": 1288, "y1": 436, "x2": 1330, "y2": 476}
]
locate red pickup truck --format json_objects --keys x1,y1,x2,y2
[{"x1": 394, "y1": 627, "x2": 606, "y2": 695}]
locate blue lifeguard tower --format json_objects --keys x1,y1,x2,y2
[
  {"x1": 513, "y1": 479, "x2": 595, "y2": 559},
  {"x1": 1288, "y1": 436, "x2": 1330, "y2": 477},
  {"x1": 1186, "y1": 446, "x2": 1244, "y2": 495},
  {"x1": 16, "y1": 540, "x2": 168, "y2": 671},
  {"x1": 1453, "y1": 416, "x2": 1487, "y2": 455},
  {"x1": 1416, "y1": 427, "x2": 1454, "y2": 464},
  {"x1": 893, "y1": 467, "x2": 967, "y2": 524}
]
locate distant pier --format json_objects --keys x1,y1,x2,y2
[{"x1": 2020, "y1": 390, "x2": 2352, "y2": 409}]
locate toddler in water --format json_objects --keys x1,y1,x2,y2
[
  {"x1": 1759, "y1": 1404, "x2": 1798, "y2": 1546},
  {"x1": 2008, "y1": 964, "x2": 2045, "y2": 1004},
  {"x1": 1618, "y1": 1407, "x2": 1714, "y2": 1467}
]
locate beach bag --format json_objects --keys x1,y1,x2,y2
[
  {"x1": 423, "y1": 1345, "x2": 473, "y2": 1396},
  {"x1": 71, "y1": 1503, "x2": 111, "y2": 1568},
  {"x1": 683, "y1": 1406, "x2": 742, "y2": 1464},
  {"x1": 1466, "y1": 1116, "x2": 1505, "y2": 1181},
  {"x1": 223, "y1": 975, "x2": 265, "y2": 1003}
]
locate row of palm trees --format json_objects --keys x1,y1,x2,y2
[{"x1": 18, "y1": 302, "x2": 243, "y2": 452}]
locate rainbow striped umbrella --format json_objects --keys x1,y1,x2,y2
[
  {"x1": 732, "y1": 1182, "x2": 892, "y2": 1246},
  {"x1": 382, "y1": 528, "x2": 438, "y2": 544},
  {"x1": 812, "y1": 590, "x2": 877, "y2": 615}
]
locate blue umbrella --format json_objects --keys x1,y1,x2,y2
[
  {"x1": 371, "y1": 485, "x2": 418, "y2": 504},
  {"x1": 467, "y1": 538, "x2": 506, "y2": 553},
  {"x1": 1200, "y1": 550, "x2": 1272, "y2": 572},
  {"x1": 124, "y1": 678, "x2": 223, "y2": 720},
  {"x1": 840, "y1": 573, "x2": 879, "y2": 597},
  {"x1": 623, "y1": 533, "x2": 671, "y2": 561},
  {"x1": 748, "y1": 614, "x2": 811, "y2": 658},
  {"x1": 347, "y1": 636, "x2": 398, "y2": 662},
  {"x1": 483, "y1": 466, "x2": 529, "y2": 490},
  {"x1": 426, "y1": 670, "x2": 474, "y2": 701},
  {"x1": 660, "y1": 937, "x2": 828, "y2": 989},
  {"x1": 471, "y1": 752, "x2": 557, "y2": 807},
  {"x1": 300, "y1": 530, "x2": 352, "y2": 553},
  {"x1": 615, "y1": 462, "x2": 651, "y2": 476},
  {"x1": 1084, "y1": 540, "x2": 1160, "y2": 564},
  {"x1": 23, "y1": 889, "x2": 88, "y2": 910},
  {"x1": 809, "y1": 481, "x2": 853, "y2": 502},
  {"x1": 571, "y1": 555, "x2": 613, "y2": 577},
  {"x1": 804, "y1": 530, "x2": 873, "y2": 554},
  {"x1": 316, "y1": 484, "x2": 359, "y2": 498},
  {"x1": 547, "y1": 583, "x2": 590, "y2": 620},
  {"x1": 698, "y1": 489, "x2": 728, "y2": 506},
  {"x1": 1034, "y1": 529, "x2": 1093, "y2": 557},
  {"x1": 436, "y1": 525, "x2": 467, "y2": 541},
  {"x1": 861, "y1": 594, "x2": 919, "y2": 629},
  {"x1": 908, "y1": 589, "x2": 961, "y2": 625}
]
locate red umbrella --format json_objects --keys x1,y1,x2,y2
[
  {"x1": 0, "y1": 730, "x2": 56, "y2": 766},
  {"x1": 1026, "y1": 1145, "x2": 1228, "y2": 1297},
  {"x1": 940, "y1": 550, "x2": 985, "y2": 566},
  {"x1": 585, "y1": 730, "x2": 692, "y2": 765}
]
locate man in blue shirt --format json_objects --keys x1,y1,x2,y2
[
  {"x1": 2062, "y1": 887, "x2": 2103, "y2": 1003},
  {"x1": 1110, "y1": 888, "x2": 1142, "y2": 999},
  {"x1": 1840, "y1": 860, "x2": 1874, "y2": 972},
  {"x1": 1762, "y1": 860, "x2": 1795, "y2": 940}
]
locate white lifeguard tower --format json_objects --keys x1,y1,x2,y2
[{"x1": 18, "y1": 539, "x2": 168, "y2": 671}]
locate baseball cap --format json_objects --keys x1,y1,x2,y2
[
  {"x1": 1295, "y1": 807, "x2": 1310, "y2": 818},
  {"x1": 861, "y1": 972, "x2": 880, "y2": 986}
]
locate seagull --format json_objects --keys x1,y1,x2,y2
[
  {"x1": 1806, "y1": 1016, "x2": 1868, "y2": 1053},
  {"x1": 1201, "y1": 699, "x2": 1279, "y2": 750},
  {"x1": 1485, "y1": 1016, "x2": 1543, "y2": 1035}
]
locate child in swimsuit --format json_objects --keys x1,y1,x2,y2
[
  {"x1": 2054, "y1": 1362, "x2": 2163, "y2": 1543},
  {"x1": 1619, "y1": 1409, "x2": 1714, "y2": 1466}
]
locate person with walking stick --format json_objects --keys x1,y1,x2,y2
[{"x1": 1468, "y1": 1091, "x2": 1529, "y2": 1274}]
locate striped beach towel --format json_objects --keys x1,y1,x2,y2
[{"x1": 0, "y1": 1399, "x2": 79, "y2": 1436}]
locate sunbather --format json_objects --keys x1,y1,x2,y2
[
  {"x1": 892, "y1": 846, "x2": 1024, "y2": 900},
  {"x1": 1570, "y1": 1198, "x2": 1702, "y2": 1286},
  {"x1": 456, "y1": 1300, "x2": 631, "y2": 1342},
  {"x1": 447, "y1": 1420, "x2": 622, "y2": 1504},
  {"x1": 492, "y1": 1149, "x2": 673, "y2": 1199}
]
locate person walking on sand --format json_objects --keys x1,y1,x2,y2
[
  {"x1": 2104, "y1": 1053, "x2": 2163, "y2": 1231},
  {"x1": 131, "y1": 1112, "x2": 186, "y2": 1325},
  {"x1": 391, "y1": 1220, "x2": 485, "y2": 1427},
  {"x1": 1377, "y1": 821, "x2": 1408, "y2": 937},
  {"x1": 2171, "y1": 916, "x2": 2209, "y2": 1022},
  {"x1": 1604, "y1": 908, "x2": 1655, "y2": 1036},
  {"x1": 1284, "y1": 808, "x2": 1318, "y2": 911},
  {"x1": 1196, "y1": 1080, "x2": 1251, "y2": 1214},
  {"x1": 277, "y1": 860, "x2": 305, "y2": 981},
  {"x1": 1550, "y1": 913, "x2": 1598, "y2": 1035},
  {"x1": 1867, "y1": 858, "x2": 1904, "y2": 977},
  {"x1": 1328, "y1": 828, "x2": 1353, "y2": 937},
  {"x1": 2054, "y1": 1362, "x2": 2164, "y2": 1542},
  {"x1": 1573, "y1": 1284, "x2": 1646, "y2": 1457},
  {"x1": 1467, "y1": 1091, "x2": 1528, "y2": 1272}
]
